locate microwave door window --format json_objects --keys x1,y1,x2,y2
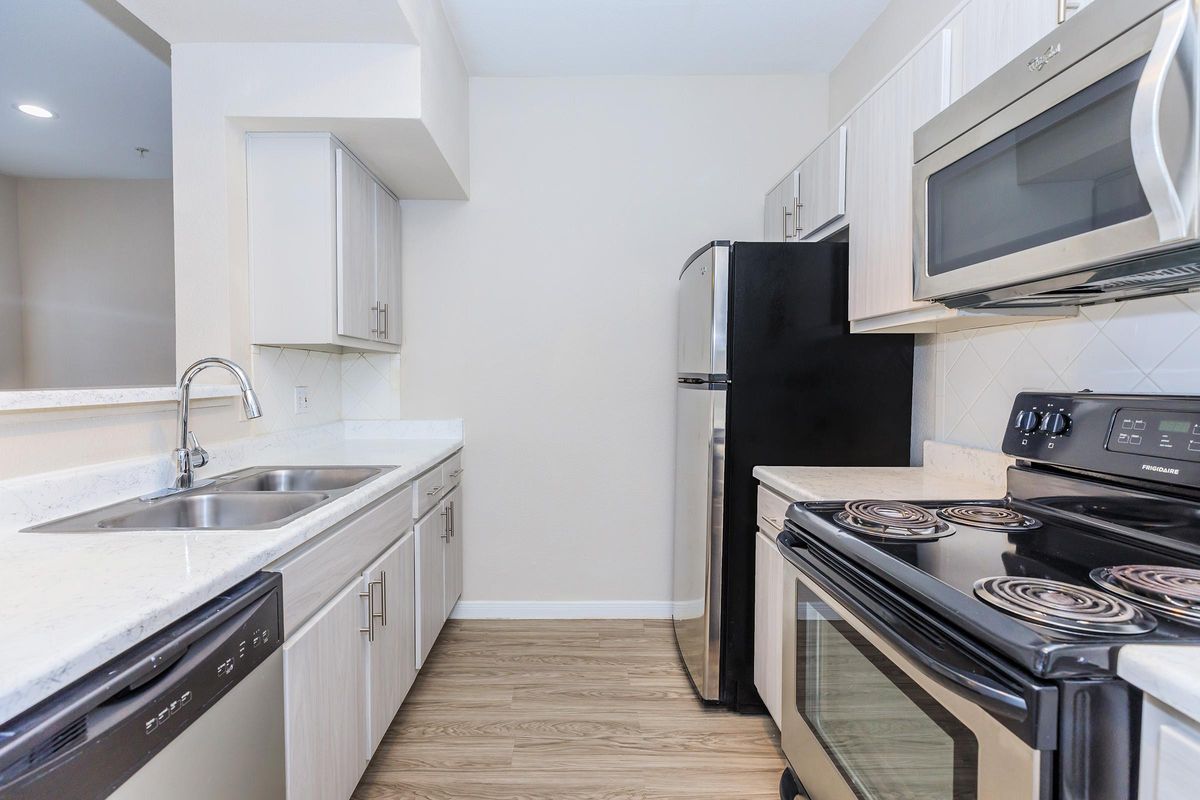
[
  {"x1": 927, "y1": 55, "x2": 1152, "y2": 277},
  {"x1": 798, "y1": 593, "x2": 978, "y2": 799}
]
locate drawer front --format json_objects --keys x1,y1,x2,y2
[
  {"x1": 443, "y1": 450, "x2": 464, "y2": 491},
  {"x1": 270, "y1": 483, "x2": 413, "y2": 637},
  {"x1": 757, "y1": 484, "x2": 790, "y2": 533},
  {"x1": 414, "y1": 466, "x2": 445, "y2": 519}
]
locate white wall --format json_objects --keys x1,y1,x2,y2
[
  {"x1": 0, "y1": 175, "x2": 22, "y2": 390},
  {"x1": 398, "y1": 74, "x2": 829, "y2": 608},
  {"x1": 16, "y1": 178, "x2": 175, "y2": 389}
]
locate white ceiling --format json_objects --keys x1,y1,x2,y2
[
  {"x1": 0, "y1": 0, "x2": 172, "y2": 179},
  {"x1": 441, "y1": 0, "x2": 892, "y2": 76}
]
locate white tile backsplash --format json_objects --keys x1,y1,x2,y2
[
  {"x1": 250, "y1": 347, "x2": 403, "y2": 430},
  {"x1": 934, "y1": 293, "x2": 1200, "y2": 452}
]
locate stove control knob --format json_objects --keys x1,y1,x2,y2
[
  {"x1": 1040, "y1": 412, "x2": 1069, "y2": 435},
  {"x1": 1014, "y1": 410, "x2": 1041, "y2": 433}
]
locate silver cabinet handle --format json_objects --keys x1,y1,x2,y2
[
  {"x1": 439, "y1": 507, "x2": 450, "y2": 541},
  {"x1": 379, "y1": 570, "x2": 388, "y2": 627},
  {"x1": 359, "y1": 578, "x2": 382, "y2": 641},
  {"x1": 369, "y1": 303, "x2": 381, "y2": 334},
  {"x1": 447, "y1": 500, "x2": 455, "y2": 538},
  {"x1": 794, "y1": 198, "x2": 803, "y2": 235},
  {"x1": 449, "y1": 468, "x2": 463, "y2": 478},
  {"x1": 427, "y1": 485, "x2": 443, "y2": 496},
  {"x1": 380, "y1": 303, "x2": 389, "y2": 340},
  {"x1": 781, "y1": 204, "x2": 791, "y2": 241}
]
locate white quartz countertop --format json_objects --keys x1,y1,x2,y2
[
  {"x1": 0, "y1": 422, "x2": 462, "y2": 724},
  {"x1": 1119, "y1": 646, "x2": 1200, "y2": 724},
  {"x1": 754, "y1": 442, "x2": 1011, "y2": 503}
]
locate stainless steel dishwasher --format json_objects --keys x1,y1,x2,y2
[{"x1": 0, "y1": 572, "x2": 285, "y2": 799}]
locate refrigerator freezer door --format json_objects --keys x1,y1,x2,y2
[
  {"x1": 677, "y1": 243, "x2": 729, "y2": 379},
  {"x1": 672, "y1": 381, "x2": 726, "y2": 701}
]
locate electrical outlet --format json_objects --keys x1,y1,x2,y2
[{"x1": 294, "y1": 386, "x2": 311, "y2": 414}]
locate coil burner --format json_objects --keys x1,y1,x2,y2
[
  {"x1": 974, "y1": 576, "x2": 1156, "y2": 635},
  {"x1": 1091, "y1": 565, "x2": 1200, "y2": 624},
  {"x1": 936, "y1": 505, "x2": 1042, "y2": 532},
  {"x1": 834, "y1": 500, "x2": 954, "y2": 541}
]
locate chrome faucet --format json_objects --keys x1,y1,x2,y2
[{"x1": 145, "y1": 357, "x2": 262, "y2": 499}]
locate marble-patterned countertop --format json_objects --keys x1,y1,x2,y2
[
  {"x1": 0, "y1": 420, "x2": 462, "y2": 724},
  {"x1": 1119, "y1": 646, "x2": 1200, "y2": 723},
  {"x1": 754, "y1": 441, "x2": 1011, "y2": 503}
]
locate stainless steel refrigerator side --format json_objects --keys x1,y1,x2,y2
[
  {"x1": 671, "y1": 380, "x2": 727, "y2": 701},
  {"x1": 676, "y1": 243, "x2": 730, "y2": 380}
]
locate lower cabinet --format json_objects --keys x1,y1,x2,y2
[
  {"x1": 415, "y1": 503, "x2": 447, "y2": 668},
  {"x1": 1139, "y1": 697, "x2": 1200, "y2": 799},
  {"x1": 278, "y1": 448, "x2": 464, "y2": 800},
  {"x1": 753, "y1": 528, "x2": 786, "y2": 728},
  {"x1": 443, "y1": 486, "x2": 463, "y2": 614},
  {"x1": 283, "y1": 580, "x2": 368, "y2": 800},
  {"x1": 363, "y1": 535, "x2": 417, "y2": 755},
  {"x1": 416, "y1": 485, "x2": 465, "y2": 668}
]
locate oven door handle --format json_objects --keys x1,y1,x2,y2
[
  {"x1": 785, "y1": 545, "x2": 1031, "y2": 722},
  {"x1": 874, "y1": 609, "x2": 1029, "y2": 721},
  {"x1": 1131, "y1": 0, "x2": 1197, "y2": 242}
]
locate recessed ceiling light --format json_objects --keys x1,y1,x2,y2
[{"x1": 14, "y1": 103, "x2": 56, "y2": 119}]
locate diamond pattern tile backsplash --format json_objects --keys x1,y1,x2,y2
[
  {"x1": 935, "y1": 292, "x2": 1200, "y2": 452},
  {"x1": 249, "y1": 346, "x2": 401, "y2": 434}
]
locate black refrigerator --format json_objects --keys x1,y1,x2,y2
[{"x1": 672, "y1": 241, "x2": 914, "y2": 708}]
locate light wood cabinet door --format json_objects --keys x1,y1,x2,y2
[
  {"x1": 764, "y1": 176, "x2": 795, "y2": 242},
  {"x1": 415, "y1": 505, "x2": 447, "y2": 667},
  {"x1": 753, "y1": 529, "x2": 785, "y2": 728},
  {"x1": 374, "y1": 183, "x2": 401, "y2": 346},
  {"x1": 1139, "y1": 697, "x2": 1200, "y2": 800},
  {"x1": 443, "y1": 487, "x2": 463, "y2": 618},
  {"x1": 797, "y1": 126, "x2": 848, "y2": 240},
  {"x1": 336, "y1": 148, "x2": 378, "y2": 342},
  {"x1": 847, "y1": 31, "x2": 952, "y2": 322},
  {"x1": 363, "y1": 533, "x2": 417, "y2": 756},
  {"x1": 953, "y1": 0, "x2": 1057, "y2": 98},
  {"x1": 283, "y1": 579, "x2": 367, "y2": 800}
]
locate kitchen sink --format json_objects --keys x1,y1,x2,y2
[
  {"x1": 25, "y1": 464, "x2": 392, "y2": 533},
  {"x1": 96, "y1": 492, "x2": 328, "y2": 530},
  {"x1": 215, "y1": 467, "x2": 381, "y2": 493}
]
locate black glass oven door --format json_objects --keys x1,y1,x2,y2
[{"x1": 795, "y1": 579, "x2": 979, "y2": 800}]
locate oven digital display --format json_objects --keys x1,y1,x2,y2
[{"x1": 1108, "y1": 408, "x2": 1200, "y2": 462}]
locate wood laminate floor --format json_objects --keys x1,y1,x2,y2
[{"x1": 353, "y1": 619, "x2": 786, "y2": 800}]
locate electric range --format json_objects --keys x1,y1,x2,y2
[{"x1": 777, "y1": 392, "x2": 1200, "y2": 800}]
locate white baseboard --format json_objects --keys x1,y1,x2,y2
[{"x1": 449, "y1": 601, "x2": 673, "y2": 620}]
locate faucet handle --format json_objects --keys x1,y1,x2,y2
[{"x1": 188, "y1": 432, "x2": 210, "y2": 468}]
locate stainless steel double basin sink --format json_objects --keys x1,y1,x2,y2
[{"x1": 27, "y1": 466, "x2": 389, "y2": 533}]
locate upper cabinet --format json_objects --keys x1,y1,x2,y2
[
  {"x1": 248, "y1": 133, "x2": 401, "y2": 353},
  {"x1": 763, "y1": 126, "x2": 849, "y2": 243},
  {"x1": 797, "y1": 126, "x2": 848, "y2": 240},
  {"x1": 951, "y1": 0, "x2": 1058, "y2": 98},
  {"x1": 847, "y1": 32, "x2": 952, "y2": 323}
]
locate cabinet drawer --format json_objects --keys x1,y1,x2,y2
[
  {"x1": 270, "y1": 483, "x2": 413, "y2": 637},
  {"x1": 414, "y1": 466, "x2": 445, "y2": 519},
  {"x1": 442, "y1": 450, "x2": 464, "y2": 491},
  {"x1": 757, "y1": 484, "x2": 790, "y2": 533}
]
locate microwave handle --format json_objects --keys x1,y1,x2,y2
[{"x1": 1131, "y1": 0, "x2": 1196, "y2": 242}]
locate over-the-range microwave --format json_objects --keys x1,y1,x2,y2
[{"x1": 913, "y1": 0, "x2": 1200, "y2": 309}]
